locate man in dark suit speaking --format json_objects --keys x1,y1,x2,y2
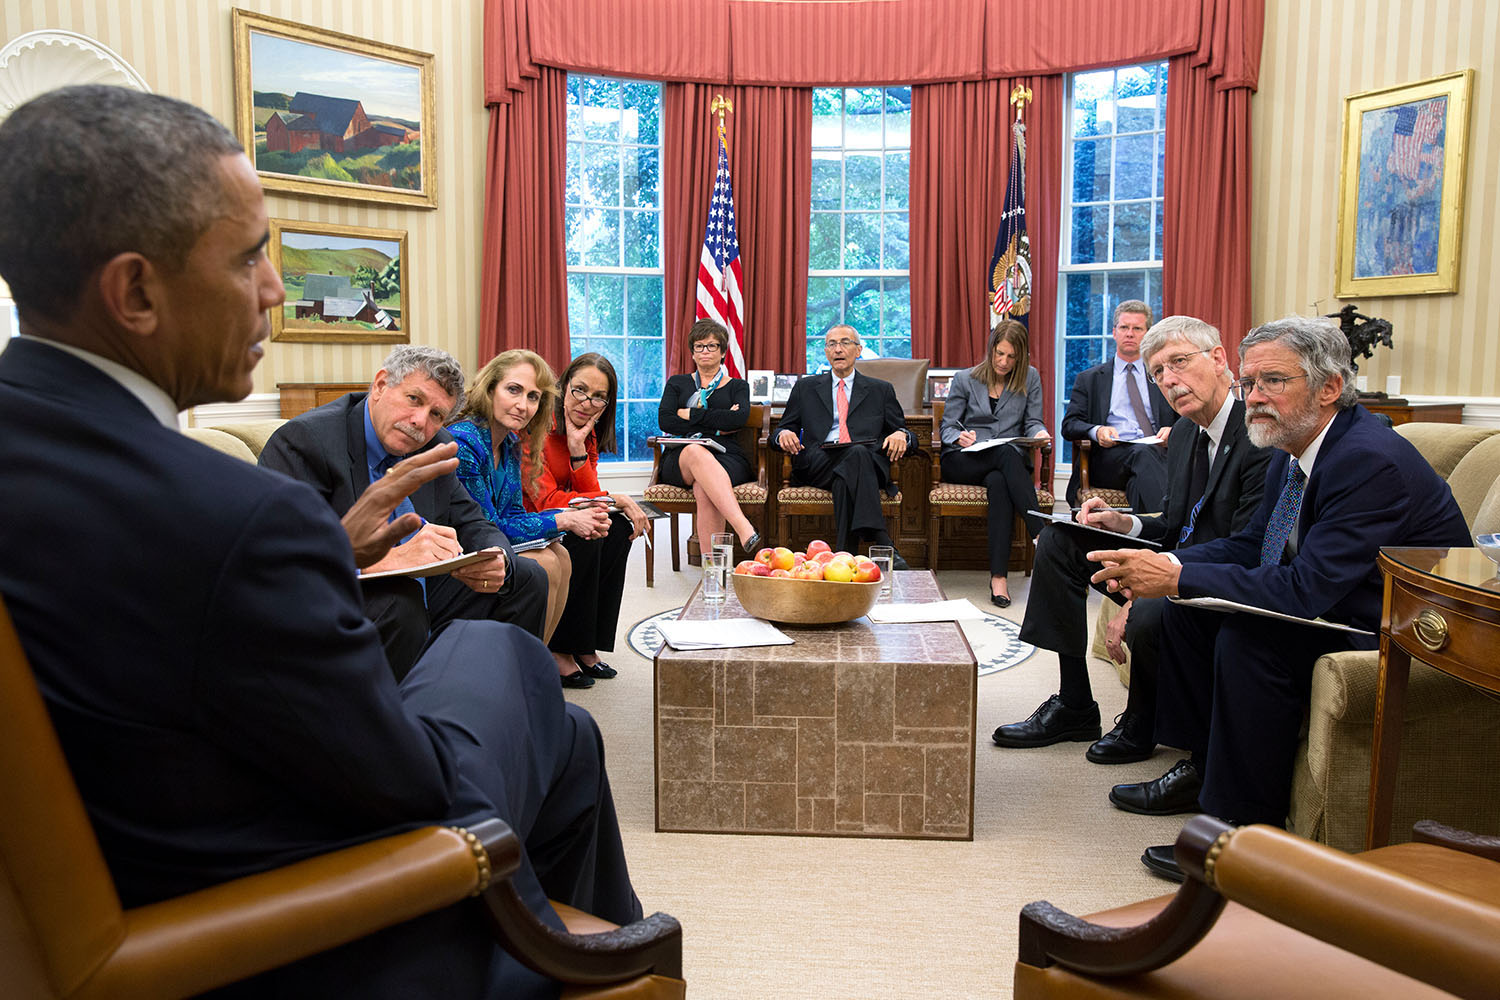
[
  {"x1": 260, "y1": 346, "x2": 548, "y2": 680},
  {"x1": 774, "y1": 324, "x2": 914, "y2": 560},
  {"x1": 993, "y1": 316, "x2": 1271, "y2": 764},
  {"x1": 1090, "y1": 315, "x2": 1470, "y2": 881},
  {"x1": 1060, "y1": 300, "x2": 1178, "y2": 510},
  {"x1": 0, "y1": 86, "x2": 638, "y2": 998}
]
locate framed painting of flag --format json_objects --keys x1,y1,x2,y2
[
  {"x1": 269, "y1": 219, "x2": 409, "y2": 344},
  {"x1": 1336, "y1": 70, "x2": 1473, "y2": 297}
]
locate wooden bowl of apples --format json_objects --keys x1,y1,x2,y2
[{"x1": 730, "y1": 542, "x2": 883, "y2": 625}]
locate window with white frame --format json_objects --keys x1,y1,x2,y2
[
  {"x1": 564, "y1": 75, "x2": 664, "y2": 463},
  {"x1": 806, "y1": 86, "x2": 911, "y2": 372},
  {"x1": 1056, "y1": 62, "x2": 1168, "y2": 461}
]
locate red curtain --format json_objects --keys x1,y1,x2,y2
[
  {"x1": 477, "y1": 67, "x2": 572, "y2": 372},
  {"x1": 909, "y1": 74, "x2": 1063, "y2": 430},
  {"x1": 663, "y1": 84, "x2": 811, "y2": 375}
]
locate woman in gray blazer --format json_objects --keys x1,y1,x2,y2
[{"x1": 939, "y1": 320, "x2": 1050, "y2": 607}]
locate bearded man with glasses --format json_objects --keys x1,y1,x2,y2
[{"x1": 1088, "y1": 315, "x2": 1469, "y2": 882}]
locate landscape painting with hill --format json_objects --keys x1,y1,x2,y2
[
  {"x1": 269, "y1": 220, "x2": 409, "y2": 344},
  {"x1": 232, "y1": 9, "x2": 435, "y2": 208}
]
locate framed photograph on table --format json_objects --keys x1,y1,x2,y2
[
  {"x1": 269, "y1": 219, "x2": 408, "y2": 344},
  {"x1": 926, "y1": 373, "x2": 954, "y2": 404},
  {"x1": 232, "y1": 8, "x2": 436, "y2": 208},
  {"x1": 772, "y1": 373, "x2": 802, "y2": 405},
  {"x1": 1336, "y1": 69, "x2": 1473, "y2": 297},
  {"x1": 747, "y1": 369, "x2": 773, "y2": 403}
]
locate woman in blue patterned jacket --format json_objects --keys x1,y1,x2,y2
[{"x1": 449, "y1": 349, "x2": 612, "y2": 686}]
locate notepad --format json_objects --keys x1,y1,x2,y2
[
  {"x1": 359, "y1": 548, "x2": 500, "y2": 580},
  {"x1": 1027, "y1": 511, "x2": 1161, "y2": 549},
  {"x1": 866, "y1": 599, "x2": 986, "y2": 624},
  {"x1": 961, "y1": 436, "x2": 1046, "y2": 453},
  {"x1": 656, "y1": 437, "x2": 725, "y2": 453},
  {"x1": 1167, "y1": 596, "x2": 1375, "y2": 636},
  {"x1": 657, "y1": 619, "x2": 794, "y2": 650}
]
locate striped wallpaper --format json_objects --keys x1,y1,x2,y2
[{"x1": 3, "y1": 0, "x2": 1496, "y2": 402}]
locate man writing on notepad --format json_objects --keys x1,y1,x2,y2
[
  {"x1": 774, "y1": 324, "x2": 914, "y2": 563},
  {"x1": 261, "y1": 345, "x2": 548, "y2": 678},
  {"x1": 1088, "y1": 315, "x2": 1468, "y2": 881}
]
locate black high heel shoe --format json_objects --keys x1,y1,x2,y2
[
  {"x1": 990, "y1": 592, "x2": 1012, "y2": 609},
  {"x1": 575, "y1": 655, "x2": 617, "y2": 679},
  {"x1": 742, "y1": 531, "x2": 762, "y2": 555}
]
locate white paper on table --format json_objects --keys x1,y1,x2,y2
[
  {"x1": 657, "y1": 618, "x2": 794, "y2": 650},
  {"x1": 960, "y1": 435, "x2": 1045, "y2": 453},
  {"x1": 1122, "y1": 433, "x2": 1165, "y2": 445},
  {"x1": 359, "y1": 548, "x2": 500, "y2": 580},
  {"x1": 1167, "y1": 596, "x2": 1375, "y2": 636},
  {"x1": 866, "y1": 599, "x2": 986, "y2": 624}
]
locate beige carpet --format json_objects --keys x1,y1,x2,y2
[{"x1": 571, "y1": 540, "x2": 1192, "y2": 999}]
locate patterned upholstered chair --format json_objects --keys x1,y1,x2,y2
[
  {"x1": 925, "y1": 400, "x2": 1055, "y2": 572},
  {"x1": 1071, "y1": 440, "x2": 1129, "y2": 509},
  {"x1": 773, "y1": 452, "x2": 903, "y2": 554},
  {"x1": 640, "y1": 404, "x2": 771, "y2": 586}
]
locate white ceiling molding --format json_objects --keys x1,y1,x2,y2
[{"x1": 0, "y1": 30, "x2": 150, "y2": 127}]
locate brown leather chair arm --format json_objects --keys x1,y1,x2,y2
[
  {"x1": 1412, "y1": 819, "x2": 1500, "y2": 861},
  {"x1": 74, "y1": 823, "x2": 512, "y2": 1000}
]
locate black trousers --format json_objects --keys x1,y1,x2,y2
[
  {"x1": 791, "y1": 442, "x2": 890, "y2": 552},
  {"x1": 1156, "y1": 601, "x2": 1365, "y2": 825},
  {"x1": 1017, "y1": 524, "x2": 1164, "y2": 719},
  {"x1": 550, "y1": 515, "x2": 633, "y2": 656},
  {"x1": 940, "y1": 445, "x2": 1038, "y2": 575},
  {"x1": 360, "y1": 554, "x2": 550, "y2": 681},
  {"x1": 1086, "y1": 440, "x2": 1169, "y2": 513}
]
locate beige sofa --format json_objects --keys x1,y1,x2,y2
[{"x1": 184, "y1": 419, "x2": 286, "y2": 462}]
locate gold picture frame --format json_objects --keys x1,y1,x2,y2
[
  {"x1": 232, "y1": 9, "x2": 436, "y2": 209},
  {"x1": 269, "y1": 219, "x2": 409, "y2": 344},
  {"x1": 1336, "y1": 69, "x2": 1472, "y2": 297}
]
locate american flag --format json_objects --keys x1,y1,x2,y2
[
  {"x1": 696, "y1": 132, "x2": 746, "y2": 377},
  {"x1": 1387, "y1": 98, "x2": 1444, "y2": 181}
]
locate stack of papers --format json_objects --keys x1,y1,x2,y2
[
  {"x1": 961, "y1": 436, "x2": 1046, "y2": 453},
  {"x1": 1167, "y1": 596, "x2": 1375, "y2": 636},
  {"x1": 866, "y1": 599, "x2": 985, "y2": 624},
  {"x1": 657, "y1": 619, "x2": 794, "y2": 650}
]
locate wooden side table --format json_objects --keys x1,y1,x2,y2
[
  {"x1": 1367, "y1": 547, "x2": 1500, "y2": 848},
  {"x1": 1359, "y1": 400, "x2": 1464, "y2": 425}
]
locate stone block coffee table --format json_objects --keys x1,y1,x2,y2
[{"x1": 654, "y1": 570, "x2": 976, "y2": 839}]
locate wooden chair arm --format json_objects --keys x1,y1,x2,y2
[
  {"x1": 643, "y1": 436, "x2": 667, "y2": 486},
  {"x1": 1071, "y1": 438, "x2": 1094, "y2": 491},
  {"x1": 482, "y1": 881, "x2": 683, "y2": 984},
  {"x1": 77, "y1": 823, "x2": 512, "y2": 1000},
  {"x1": 1412, "y1": 819, "x2": 1500, "y2": 861}
]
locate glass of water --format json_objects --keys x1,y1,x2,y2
[
  {"x1": 702, "y1": 549, "x2": 729, "y2": 604},
  {"x1": 710, "y1": 532, "x2": 736, "y2": 576},
  {"x1": 867, "y1": 545, "x2": 894, "y2": 599}
]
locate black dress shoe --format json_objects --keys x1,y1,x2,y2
[
  {"x1": 890, "y1": 547, "x2": 910, "y2": 572},
  {"x1": 1086, "y1": 711, "x2": 1155, "y2": 764},
  {"x1": 559, "y1": 670, "x2": 595, "y2": 689},
  {"x1": 990, "y1": 592, "x2": 1011, "y2": 609},
  {"x1": 992, "y1": 694, "x2": 1101, "y2": 748},
  {"x1": 1109, "y1": 758, "x2": 1203, "y2": 815},
  {"x1": 1141, "y1": 844, "x2": 1186, "y2": 883},
  {"x1": 575, "y1": 656, "x2": 617, "y2": 679}
]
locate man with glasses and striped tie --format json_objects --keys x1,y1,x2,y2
[
  {"x1": 1088, "y1": 315, "x2": 1469, "y2": 882},
  {"x1": 994, "y1": 316, "x2": 1270, "y2": 766}
]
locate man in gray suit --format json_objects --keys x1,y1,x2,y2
[{"x1": 994, "y1": 316, "x2": 1270, "y2": 762}]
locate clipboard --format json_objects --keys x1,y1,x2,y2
[{"x1": 1028, "y1": 510, "x2": 1161, "y2": 550}]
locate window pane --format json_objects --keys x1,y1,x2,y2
[
  {"x1": 1116, "y1": 65, "x2": 1157, "y2": 132},
  {"x1": 622, "y1": 400, "x2": 656, "y2": 462},
  {"x1": 884, "y1": 152, "x2": 909, "y2": 209},
  {"x1": 582, "y1": 143, "x2": 619, "y2": 206},
  {"x1": 623, "y1": 210, "x2": 658, "y2": 268},
  {"x1": 626, "y1": 275, "x2": 662, "y2": 337},
  {"x1": 567, "y1": 273, "x2": 587, "y2": 330},
  {"x1": 843, "y1": 213, "x2": 880, "y2": 269},
  {"x1": 844, "y1": 277, "x2": 881, "y2": 335},
  {"x1": 1156, "y1": 131, "x2": 1166, "y2": 196},
  {"x1": 592, "y1": 336, "x2": 625, "y2": 382},
  {"x1": 884, "y1": 87, "x2": 912, "y2": 147},
  {"x1": 812, "y1": 90, "x2": 842, "y2": 147},
  {"x1": 1107, "y1": 272, "x2": 1145, "y2": 313},
  {"x1": 883, "y1": 212, "x2": 909, "y2": 271},
  {"x1": 1071, "y1": 204, "x2": 1108, "y2": 263},
  {"x1": 581, "y1": 78, "x2": 621, "y2": 141},
  {"x1": 627, "y1": 337, "x2": 663, "y2": 397},
  {"x1": 807, "y1": 276, "x2": 843, "y2": 366},
  {"x1": 582, "y1": 209, "x2": 621, "y2": 267},
  {"x1": 1071, "y1": 137, "x2": 1111, "y2": 202},
  {"x1": 811, "y1": 152, "x2": 842, "y2": 210},
  {"x1": 1154, "y1": 201, "x2": 1164, "y2": 260},
  {"x1": 1073, "y1": 70, "x2": 1115, "y2": 138},
  {"x1": 587, "y1": 276, "x2": 624, "y2": 336},
  {"x1": 622, "y1": 82, "x2": 658, "y2": 145},
  {"x1": 882, "y1": 278, "x2": 911, "y2": 358},
  {"x1": 566, "y1": 77, "x2": 585, "y2": 139},
  {"x1": 565, "y1": 141, "x2": 585, "y2": 203},
  {"x1": 564, "y1": 207, "x2": 584, "y2": 267},
  {"x1": 1113, "y1": 202, "x2": 1152, "y2": 262},
  {"x1": 844, "y1": 87, "x2": 883, "y2": 149},
  {"x1": 844, "y1": 153, "x2": 881, "y2": 210},
  {"x1": 623, "y1": 146, "x2": 658, "y2": 208},
  {"x1": 1115, "y1": 133, "x2": 1153, "y2": 200},
  {"x1": 809, "y1": 212, "x2": 841, "y2": 270},
  {"x1": 1065, "y1": 272, "x2": 1105, "y2": 338}
]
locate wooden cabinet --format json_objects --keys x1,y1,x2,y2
[
  {"x1": 1359, "y1": 400, "x2": 1463, "y2": 425},
  {"x1": 277, "y1": 382, "x2": 367, "y2": 419}
]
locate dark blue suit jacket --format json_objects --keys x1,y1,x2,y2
[
  {"x1": 1176, "y1": 404, "x2": 1470, "y2": 638},
  {"x1": 1060, "y1": 359, "x2": 1177, "y2": 501}
]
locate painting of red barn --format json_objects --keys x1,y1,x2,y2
[
  {"x1": 233, "y1": 9, "x2": 435, "y2": 208},
  {"x1": 269, "y1": 219, "x2": 409, "y2": 344}
]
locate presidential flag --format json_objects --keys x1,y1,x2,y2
[
  {"x1": 696, "y1": 132, "x2": 746, "y2": 377},
  {"x1": 989, "y1": 119, "x2": 1033, "y2": 327}
]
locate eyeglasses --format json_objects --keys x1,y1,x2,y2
[
  {"x1": 691, "y1": 343, "x2": 722, "y2": 354},
  {"x1": 1230, "y1": 373, "x2": 1310, "y2": 400},
  {"x1": 1145, "y1": 349, "x2": 1212, "y2": 384},
  {"x1": 568, "y1": 385, "x2": 611, "y2": 408},
  {"x1": 825, "y1": 338, "x2": 859, "y2": 350}
]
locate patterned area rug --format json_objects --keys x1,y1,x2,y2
[{"x1": 627, "y1": 606, "x2": 1034, "y2": 677}]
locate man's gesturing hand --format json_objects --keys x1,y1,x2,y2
[{"x1": 342, "y1": 442, "x2": 459, "y2": 568}]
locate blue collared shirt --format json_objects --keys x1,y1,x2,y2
[{"x1": 1104, "y1": 354, "x2": 1154, "y2": 440}]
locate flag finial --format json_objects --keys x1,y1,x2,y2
[
  {"x1": 1010, "y1": 84, "x2": 1033, "y2": 123},
  {"x1": 710, "y1": 94, "x2": 734, "y2": 147}
]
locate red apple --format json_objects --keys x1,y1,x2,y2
[
  {"x1": 792, "y1": 552, "x2": 807, "y2": 567},
  {"x1": 853, "y1": 560, "x2": 881, "y2": 583},
  {"x1": 813, "y1": 550, "x2": 836, "y2": 565},
  {"x1": 823, "y1": 559, "x2": 855, "y2": 583},
  {"x1": 769, "y1": 568, "x2": 792, "y2": 578},
  {"x1": 750, "y1": 562, "x2": 773, "y2": 576},
  {"x1": 734, "y1": 560, "x2": 756, "y2": 575},
  {"x1": 806, "y1": 539, "x2": 832, "y2": 558},
  {"x1": 770, "y1": 546, "x2": 796, "y2": 571},
  {"x1": 754, "y1": 547, "x2": 775, "y2": 567},
  {"x1": 793, "y1": 561, "x2": 824, "y2": 580}
]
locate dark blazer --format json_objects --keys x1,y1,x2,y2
[
  {"x1": 1139, "y1": 400, "x2": 1270, "y2": 549},
  {"x1": 1061, "y1": 359, "x2": 1177, "y2": 500},
  {"x1": 1176, "y1": 404, "x2": 1471, "y2": 635},
  {"x1": 774, "y1": 369, "x2": 912, "y2": 482},
  {"x1": 656, "y1": 372, "x2": 751, "y2": 466},
  {"x1": 260, "y1": 391, "x2": 514, "y2": 566}
]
